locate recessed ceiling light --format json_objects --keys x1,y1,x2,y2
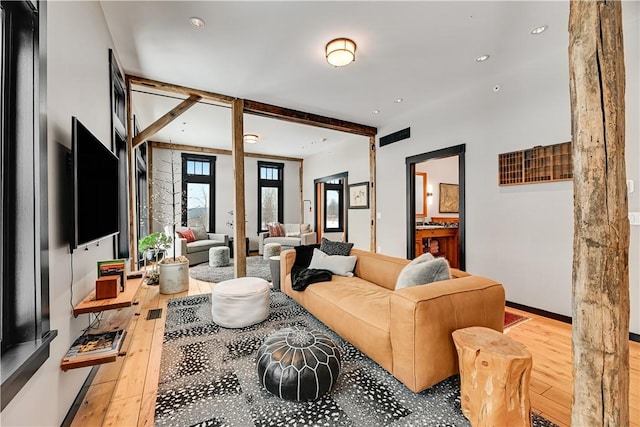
[
  {"x1": 394, "y1": 98, "x2": 403, "y2": 103},
  {"x1": 475, "y1": 54, "x2": 490, "y2": 63},
  {"x1": 189, "y1": 17, "x2": 205, "y2": 28},
  {"x1": 530, "y1": 25, "x2": 548, "y2": 35},
  {"x1": 372, "y1": 109, "x2": 380, "y2": 114}
]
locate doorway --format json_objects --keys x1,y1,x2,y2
[
  {"x1": 406, "y1": 144, "x2": 465, "y2": 269},
  {"x1": 314, "y1": 172, "x2": 348, "y2": 242}
]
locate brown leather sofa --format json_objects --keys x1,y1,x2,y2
[{"x1": 280, "y1": 248, "x2": 505, "y2": 393}]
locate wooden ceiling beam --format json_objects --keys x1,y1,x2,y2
[
  {"x1": 126, "y1": 74, "x2": 235, "y2": 104},
  {"x1": 150, "y1": 141, "x2": 303, "y2": 163},
  {"x1": 243, "y1": 99, "x2": 377, "y2": 137},
  {"x1": 132, "y1": 94, "x2": 202, "y2": 149}
]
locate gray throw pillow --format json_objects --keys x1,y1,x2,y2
[
  {"x1": 308, "y1": 249, "x2": 357, "y2": 277},
  {"x1": 395, "y1": 257, "x2": 451, "y2": 290},
  {"x1": 319, "y1": 237, "x2": 354, "y2": 256},
  {"x1": 191, "y1": 226, "x2": 209, "y2": 241}
]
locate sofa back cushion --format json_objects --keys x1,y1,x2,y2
[{"x1": 351, "y1": 249, "x2": 409, "y2": 291}]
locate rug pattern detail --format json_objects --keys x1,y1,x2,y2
[{"x1": 155, "y1": 292, "x2": 557, "y2": 427}]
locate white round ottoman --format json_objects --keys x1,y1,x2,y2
[
  {"x1": 263, "y1": 242, "x2": 282, "y2": 260},
  {"x1": 211, "y1": 277, "x2": 270, "y2": 328},
  {"x1": 209, "y1": 246, "x2": 230, "y2": 267}
]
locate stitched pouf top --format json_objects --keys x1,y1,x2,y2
[
  {"x1": 213, "y1": 277, "x2": 269, "y2": 297},
  {"x1": 257, "y1": 326, "x2": 341, "y2": 401}
]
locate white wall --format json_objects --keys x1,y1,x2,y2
[
  {"x1": 416, "y1": 156, "x2": 459, "y2": 219},
  {"x1": 303, "y1": 136, "x2": 371, "y2": 250},
  {"x1": 151, "y1": 147, "x2": 301, "y2": 251},
  {"x1": 376, "y1": 3, "x2": 640, "y2": 334},
  {"x1": 0, "y1": 2, "x2": 122, "y2": 425}
]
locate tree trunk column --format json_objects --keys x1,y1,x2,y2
[
  {"x1": 452, "y1": 326, "x2": 532, "y2": 427},
  {"x1": 568, "y1": 2, "x2": 629, "y2": 426}
]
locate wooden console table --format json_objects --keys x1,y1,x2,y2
[
  {"x1": 61, "y1": 276, "x2": 144, "y2": 371},
  {"x1": 415, "y1": 227, "x2": 459, "y2": 268}
]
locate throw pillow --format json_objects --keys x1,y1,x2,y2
[
  {"x1": 319, "y1": 237, "x2": 354, "y2": 256},
  {"x1": 177, "y1": 228, "x2": 196, "y2": 243},
  {"x1": 267, "y1": 223, "x2": 284, "y2": 237},
  {"x1": 191, "y1": 225, "x2": 208, "y2": 241},
  {"x1": 395, "y1": 257, "x2": 451, "y2": 290},
  {"x1": 293, "y1": 244, "x2": 321, "y2": 268},
  {"x1": 308, "y1": 248, "x2": 357, "y2": 277},
  {"x1": 300, "y1": 224, "x2": 311, "y2": 234}
]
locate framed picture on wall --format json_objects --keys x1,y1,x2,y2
[
  {"x1": 439, "y1": 183, "x2": 459, "y2": 213},
  {"x1": 348, "y1": 182, "x2": 369, "y2": 209}
]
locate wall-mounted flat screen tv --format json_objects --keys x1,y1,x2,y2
[{"x1": 72, "y1": 116, "x2": 119, "y2": 249}]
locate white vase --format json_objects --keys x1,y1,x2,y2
[{"x1": 159, "y1": 260, "x2": 189, "y2": 294}]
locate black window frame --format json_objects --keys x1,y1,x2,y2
[
  {"x1": 324, "y1": 181, "x2": 345, "y2": 233},
  {"x1": 1, "y1": 0, "x2": 56, "y2": 411},
  {"x1": 257, "y1": 161, "x2": 284, "y2": 233},
  {"x1": 181, "y1": 153, "x2": 216, "y2": 232}
]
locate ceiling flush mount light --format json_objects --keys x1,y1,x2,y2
[
  {"x1": 372, "y1": 109, "x2": 380, "y2": 115},
  {"x1": 475, "y1": 54, "x2": 490, "y2": 63},
  {"x1": 530, "y1": 25, "x2": 548, "y2": 35},
  {"x1": 325, "y1": 38, "x2": 356, "y2": 67},
  {"x1": 189, "y1": 17, "x2": 205, "y2": 28},
  {"x1": 394, "y1": 98, "x2": 403, "y2": 103},
  {"x1": 243, "y1": 133, "x2": 259, "y2": 144}
]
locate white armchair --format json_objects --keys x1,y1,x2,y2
[{"x1": 258, "y1": 223, "x2": 316, "y2": 255}]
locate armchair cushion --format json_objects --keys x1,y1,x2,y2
[{"x1": 191, "y1": 225, "x2": 209, "y2": 241}]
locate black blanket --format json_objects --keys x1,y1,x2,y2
[{"x1": 291, "y1": 265, "x2": 332, "y2": 291}]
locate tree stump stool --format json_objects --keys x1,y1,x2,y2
[{"x1": 452, "y1": 326, "x2": 532, "y2": 427}]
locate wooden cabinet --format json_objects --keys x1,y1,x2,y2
[
  {"x1": 415, "y1": 227, "x2": 459, "y2": 268},
  {"x1": 61, "y1": 276, "x2": 143, "y2": 371}
]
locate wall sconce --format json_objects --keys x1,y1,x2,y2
[{"x1": 325, "y1": 38, "x2": 356, "y2": 67}]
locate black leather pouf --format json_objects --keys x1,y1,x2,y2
[{"x1": 257, "y1": 326, "x2": 341, "y2": 401}]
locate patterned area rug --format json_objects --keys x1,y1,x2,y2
[
  {"x1": 189, "y1": 256, "x2": 271, "y2": 283},
  {"x1": 504, "y1": 311, "x2": 531, "y2": 329},
  {"x1": 155, "y1": 292, "x2": 557, "y2": 427}
]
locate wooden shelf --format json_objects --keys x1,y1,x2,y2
[
  {"x1": 62, "y1": 276, "x2": 144, "y2": 371},
  {"x1": 499, "y1": 141, "x2": 572, "y2": 186},
  {"x1": 73, "y1": 275, "x2": 143, "y2": 316}
]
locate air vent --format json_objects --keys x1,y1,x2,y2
[
  {"x1": 146, "y1": 308, "x2": 163, "y2": 320},
  {"x1": 380, "y1": 127, "x2": 410, "y2": 147}
]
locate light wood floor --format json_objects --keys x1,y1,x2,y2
[{"x1": 70, "y1": 277, "x2": 640, "y2": 427}]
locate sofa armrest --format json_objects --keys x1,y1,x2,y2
[
  {"x1": 389, "y1": 275, "x2": 505, "y2": 392},
  {"x1": 207, "y1": 233, "x2": 229, "y2": 245},
  {"x1": 258, "y1": 231, "x2": 270, "y2": 255},
  {"x1": 299, "y1": 232, "x2": 317, "y2": 246},
  {"x1": 280, "y1": 249, "x2": 297, "y2": 295},
  {"x1": 171, "y1": 237, "x2": 187, "y2": 257}
]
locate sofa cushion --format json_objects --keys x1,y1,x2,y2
[
  {"x1": 186, "y1": 239, "x2": 225, "y2": 254},
  {"x1": 265, "y1": 236, "x2": 301, "y2": 247},
  {"x1": 319, "y1": 238, "x2": 354, "y2": 256},
  {"x1": 177, "y1": 228, "x2": 196, "y2": 242},
  {"x1": 395, "y1": 257, "x2": 451, "y2": 289},
  {"x1": 294, "y1": 244, "x2": 321, "y2": 268},
  {"x1": 191, "y1": 225, "x2": 209, "y2": 241},
  {"x1": 267, "y1": 223, "x2": 284, "y2": 237},
  {"x1": 308, "y1": 249, "x2": 357, "y2": 277}
]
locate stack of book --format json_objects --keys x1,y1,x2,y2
[
  {"x1": 97, "y1": 259, "x2": 126, "y2": 292},
  {"x1": 64, "y1": 329, "x2": 126, "y2": 360}
]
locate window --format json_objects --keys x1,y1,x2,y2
[
  {"x1": 324, "y1": 179, "x2": 345, "y2": 232},
  {"x1": 258, "y1": 161, "x2": 284, "y2": 232},
  {"x1": 1, "y1": 0, "x2": 56, "y2": 410},
  {"x1": 181, "y1": 154, "x2": 216, "y2": 231}
]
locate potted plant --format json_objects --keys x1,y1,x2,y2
[
  {"x1": 138, "y1": 232, "x2": 171, "y2": 285},
  {"x1": 150, "y1": 145, "x2": 190, "y2": 294}
]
